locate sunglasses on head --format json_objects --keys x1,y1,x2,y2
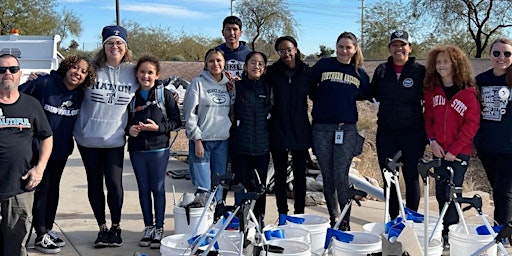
[
  {"x1": 492, "y1": 51, "x2": 512, "y2": 58},
  {"x1": 0, "y1": 66, "x2": 20, "y2": 74}
]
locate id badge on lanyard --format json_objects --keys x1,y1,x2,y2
[{"x1": 335, "y1": 125, "x2": 344, "y2": 145}]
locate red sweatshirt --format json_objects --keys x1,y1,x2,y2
[{"x1": 423, "y1": 85, "x2": 480, "y2": 156}]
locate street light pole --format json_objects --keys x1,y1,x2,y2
[
  {"x1": 231, "y1": 0, "x2": 234, "y2": 16},
  {"x1": 116, "y1": 0, "x2": 120, "y2": 25}
]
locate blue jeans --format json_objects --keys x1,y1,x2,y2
[
  {"x1": 188, "y1": 140, "x2": 228, "y2": 202},
  {"x1": 130, "y1": 149, "x2": 169, "y2": 228}
]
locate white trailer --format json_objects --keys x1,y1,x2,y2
[{"x1": 0, "y1": 29, "x2": 64, "y2": 83}]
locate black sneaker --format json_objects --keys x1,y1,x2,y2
[
  {"x1": 108, "y1": 226, "x2": 123, "y2": 247},
  {"x1": 150, "y1": 227, "x2": 163, "y2": 249},
  {"x1": 94, "y1": 230, "x2": 109, "y2": 248},
  {"x1": 35, "y1": 233, "x2": 61, "y2": 254},
  {"x1": 48, "y1": 230, "x2": 65, "y2": 247},
  {"x1": 139, "y1": 226, "x2": 154, "y2": 247}
]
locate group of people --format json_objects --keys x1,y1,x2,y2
[{"x1": 1, "y1": 14, "x2": 512, "y2": 256}]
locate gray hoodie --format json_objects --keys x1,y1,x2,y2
[
  {"x1": 73, "y1": 62, "x2": 138, "y2": 148},
  {"x1": 183, "y1": 69, "x2": 233, "y2": 141}
]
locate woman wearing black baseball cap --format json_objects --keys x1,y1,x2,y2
[{"x1": 369, "y1": 30, "x2": 427, "y2": 222}]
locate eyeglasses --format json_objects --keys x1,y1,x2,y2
[
  {"x1": 492, "y1": 51, "x2": 512, "y2": 58},
  {"x1": 105, "y1": 41, "x2": 124, "y2": 48},
  {"x1": 277, "y1": 48, "x2": 295, "y2": 56},
  {"x1": 0, "y1": 66, "x2": 20, "y2": 74}
]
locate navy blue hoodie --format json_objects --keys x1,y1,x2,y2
[
  {"x1": 216, "y1": 41, "x2": 251, "y2": 78},
  {"x1": 19, "y1": 71, "x2": 83, "y2": 160}
]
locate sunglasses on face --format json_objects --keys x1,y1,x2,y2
[
  {"x1": 492, "y1": 51, "x2": 512, "y2": 58},
  {"x1": 0, "y1": 66, "x2": 20, "y2": 74}
]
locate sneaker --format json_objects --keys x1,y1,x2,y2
[
  {"x1": 442, "y1": 234, "x2": 450, "y2": 251},
  {"x1": 108, "y1": 226, "x2": 123, "y2": 247},
  {"x1": 47, "y1": 230, "x2": 65, "y2": 247},
  {"x1": 94, "y1": 230, "x2": 109, "y2": 248},
  {"x1": 139, "y1": 226, "x2": 154, "y2": 247},
  {"x1": 150, "y1": 227, "x2": 163, "y2": 249},
  {"x1": 35, "y1": 233, "x2": 61, "y2": 254}
]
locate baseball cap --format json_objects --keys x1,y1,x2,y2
[
  {"x1": 389, "y1": 30, "x2": 412, "y2": 45},
  {"x1": 102, "y1": 25, "x2": 128, "y2": 45}
]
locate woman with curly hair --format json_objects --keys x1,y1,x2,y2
[
  {"x1": 19, "y1": 55, "x2": 96, "y2": 254},
  {"x1": 423, "y1": 45, "x2": 480, "y2": 248}
]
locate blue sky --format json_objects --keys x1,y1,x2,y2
[{"x1": 58, "y1": 0, "x2": 367, "y2": 55}]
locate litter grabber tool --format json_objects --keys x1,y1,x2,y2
[
  {"x1": 383, "y1": 150, "x2": 405, "y2": 223},
  {"x1": 417, "y1": 158, "x2": 442, "y2": 256},
  {"x1": 320, "y1": 185, "x2": 366, "y2": 256}
]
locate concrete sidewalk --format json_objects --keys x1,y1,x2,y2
[{"x1": 25, "y1": 146, "x2": 501, "y2": 256}]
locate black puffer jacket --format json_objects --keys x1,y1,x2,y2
[
  {"x1": 370, "y1": 56, "x2": 425, "y2": 130},
  {"x1": 266, "y1": 58, "x2": 312, "y2": 151},
  {"x1": 126, "y1": 86, "x2": 181, "y2": 151},
  {"x1": 230, "y1": 76, "x2": 272, "y2": 155}
]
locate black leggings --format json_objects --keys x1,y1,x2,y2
[
  {"x1": 77, "y1": 145, "x2": 124, "y2": 226},
  {"x1": 376, "y1": 128, "x2": 426, "y2": 220},
  {"x1": 271, "y1": 149, "x2": 307, "y2": 215},
  {"x1": 33, "y1": 159, "x2": 67, "y2": 236},
  {"x1": 478, "y1": 150, "x2": 512, "y2": 225}
]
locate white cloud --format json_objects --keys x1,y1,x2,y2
[{"x1": 121, "y1": 3, "x2": 204, "y2": 18}]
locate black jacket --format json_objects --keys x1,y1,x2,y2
[
  {"x1": 126, "y1": 86, "x2": 181, "y2": 151},
  {"x1": 370, "y1": 56, "x2": 425, "y2": 130},
  {"x1": 230, "y1": 76, "x2": 271, "y2": 155},
  {"x1": 266, "y1": 59, "x2": 312, "y2": 151}
]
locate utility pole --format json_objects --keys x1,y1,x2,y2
[
  {"x1": 116, "y1": 0, "x2": 120, "y2": 25},
  {"x1": 359, "y1": 0, "x2": 365, "y2": 52},
  {"x1": 231, "y1": 0, "x2": 234, "y2": 16}
]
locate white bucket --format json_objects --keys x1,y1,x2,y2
[
  {"x1": 362, "y1": 222, "x2": 385, "y2": 235},
  {"x1": 261, "y1": 240, "x2": 311, "y2": 256},
  {"x1": 173, "y1": 206, "x2": 214, "y2": 235},
  {"x1": 286, "y1": 214, "x2": 329, "y2": 252},
  {"x1": 216, "y1": 222, "x2": 256, "y2": 253},
  {"x1": 410, "y1": 216, "x2": 442, "y2": 241},
  {"x1": 331, "y1": 231, "x2": 381, "y2": 256},
  {"x1": 419, "y1": 238, "x2": 444, "y2": 256},
  {"x1": 160, "y1": 234, "x2": 193, "y2": 255},
  {"x1": 263, "y1": 225, "x2": 311, "y2": 244},
  {"x1": 449, "y1": 223, "x2": 497, "y2": 256}
]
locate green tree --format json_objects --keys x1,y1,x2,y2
[
  {"x1": 0, "y1": 0, "x2": 81, "y2": 41},
  {"x1": 235, "y1": 0, "x2": 297, "y2": 51},
  {"x1": 412, "y1": 0, "x2": 512, "y2": 58},
  {"x1": 0, "y1": 0, "x2": 57, "y2": 35},
  {"x1": 123, "y1": 21, "x2": 175, "y2": 60},
  {"x1": 68, "y1": 40, "x2": 79, "y2": 51},
  {"x1": 55, "y1": 8, "x2": 82, "y2": 47},
  {"x1": 317, "y1": 45, "x2": 334, "y2": 58},
  {"x1": 362, "y1": 0, "x2": 420, "y2": 59}
]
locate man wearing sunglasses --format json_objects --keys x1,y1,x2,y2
[{"x1": 0, "y1": 54, "x2": 53, "y2": 256}]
